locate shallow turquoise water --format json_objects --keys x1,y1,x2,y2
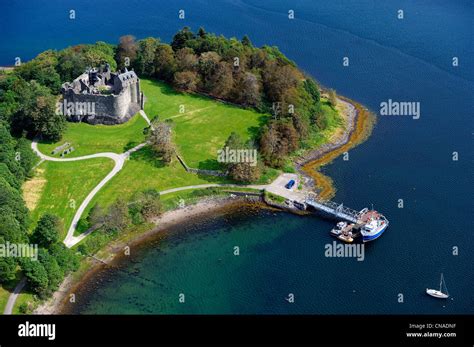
[{"x1": 3, "y1": 0, "x2": 472, "y2": 314}]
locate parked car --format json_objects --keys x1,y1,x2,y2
[{"x1": 285, "y1": 179, "x2": 296, "y2": 189}]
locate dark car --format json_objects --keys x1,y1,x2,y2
[{"x1": 285, "y1": 179, "x2": 296, "y2": 189}]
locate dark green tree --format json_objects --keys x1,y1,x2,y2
[
  {"x1": 171, "y1": 27, "x2": 195, "y2": 51},
  {"x1": 20, "y1": 257, "x2": 49, "y2": 296},
  {"x1": 32, "y1": 213, "x2": 62, "y2": 247}
]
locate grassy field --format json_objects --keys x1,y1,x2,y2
[
  {"x1": 26, "y1": 158, "x2": 114, "y2": 237},
  {"x1": 0, "y1": 285, "x2": 10, "y2": 313},
  {"x1": 0, "y1": 271, "x2": 26, "y2": 313},
  {"x1": 142, "y1": 79, "x2": 268, "y2": 169},
  {"x1": 87, "y1": 146, "x2": 230, "y2": 212},
  {"x1": 26, "y1": 79, "x2": 272, "y2": 240},
  {"x1": 37, "y1": 113, "x2": 148, "y2": 157}
]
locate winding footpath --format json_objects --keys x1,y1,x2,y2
[
  {"x1": 30, "y1": 136, "x2": 148, "y2": 248},
  {"x1": 3, "y1": 112, "x2": 152, "y2": 314},
  {"x1": 4, "y1": 110, "x2": 271, "y2": 314}
]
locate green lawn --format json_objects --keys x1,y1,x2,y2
[
  {"x1": 142, "y1": 79, "x2": 269, "y2": 169},
  {"x1": 0, "y1": 270, "x2": 26, "y2": 313},
  {"x1": 37, "y1": 113, "x2": 148, "y2": 157},
  {"x1": 27, "y1": 79, "x2": 271, "y2": 240},
  {"x1": 87, "y1": 146, "x2": 230, "y2": 212},
  {"x1": 12, "y1": 292, "x2": 35, "y2": 314},
  {"x1": 27, "y1": 158, "x2": 114, "y2": 237},
  {"x1": 0, "y1": 285, "x2": 10, "y2": 313}
]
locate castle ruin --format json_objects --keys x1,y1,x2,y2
[{"x1": 61, "y1": 64, "x2": 144, "y2": 125}]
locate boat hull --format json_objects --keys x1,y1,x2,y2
[
  {"x1": 426, "y1": 289, "x2": 449, "y2": 299},
  {"x1": 362, "y1": 223, "x2": 388, "y2": 242}
]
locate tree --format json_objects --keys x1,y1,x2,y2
[
  {"x1": 292, "y1": 112, "x2": 309, "y2": 140},
  {"x1": 32, "y1": 213, "x2": 62, "y2": 247},
  {"x1": 328, "y1": 89, "x2": 338, "y2": 108},
  {"x1": 103, "y1": 198, "x2": 130, "y2": 233},
  {"x1": 0, "y1": 252, "x2": 17, "y2": 283},
  {"x1": 15, "y1": 50, "x2": 62, "y2": 92},
  {"x1": 49, "y1": 243, "x2": 79, "y2": 274},
  {"x1": 228, "y1": 160, "x2": 261, "y2": 183},
  {"x1": 198, "y1": 27, "x2": 207, "y2": 38},
  {"x1": 132, "y1": 189, "x2": 162, "y2": 221},
  {"x1": 0, "y1": 124, "x2": 25, "y2": 182},
  {"x1": 197, "y1": 52, "x2": 225, "y2": 93},
  {"x1": 303, "y1": 78, "x2": 320, "y2": 104},
  {"x1": 235, "y1": 72, "x2": 261, "y2": 107},
  {"x1": 208, "y1": 61, "x2": 233, "y2": 98},
  {"x1": 20, "y1": 258, "x2": 49, "y2": 296},
  {"x1": 0, "y1": 177, "x2": 29, "y2": 232},
  {"x1": 115, "y1": 35, "x2": 138, "y2": 69},
  {"x1": 262, "y1": 62, "x2": 300, "y2": 102},
  {"x1": 0, "y1": 163, "x2": 20, "y2": 190},
  {"x1": 171, "y1": 27, "x2": 195, "y2": 51},
  {"x1": 147, "y1": 119, "x2": 175, "y2": 165},
  {"x1": 173, "y1": 71, "x2": 198, "y2": 92},
  {"x1": 221, "y1": 133, "x2": 261, "y2": 183},
  {"x1": 135, "y1": 37, "x2": 160, "y2": 76},
  {"x1": 259, "y1": 120, "x2": 298, "y2": 167},
  {"x1": 175, "y1": 47, "x2": 198, "y2": 71},
  {"x1": 249, "y1": 49, "x2": 267, "y2": 69},
  {"x1": 87, "y1": 203, "x2": 106, "y2": 227},
  {"x1": 38, "y1": 248, "x2": 63, "y2": 294},
  {"x1": 57, "y1": 43, "x2": 117, "y2": 82},
  {"x1": 241, "y1": 35, "x2": 252, "y2": 47},
  {"x1": 11, "y1": 80, "x2": 66, "y2": 141},
  {"x1": 154, "y1": 44, "x2": 176, "y2": 82},
  {"x1": 15, "y1": 137, "x2": 36, "y2": 177}
]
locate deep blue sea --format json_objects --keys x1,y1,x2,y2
[{"x1": 2, "y1": 0, "x2": 472, "y2": 314}]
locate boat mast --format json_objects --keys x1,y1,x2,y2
[{"x1": 440, "y1": 273, "x2": 449, "y2": 296}]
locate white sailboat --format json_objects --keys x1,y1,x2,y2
[{"x1": 426, "y1": 273, "x2": 449, "y2": 299}]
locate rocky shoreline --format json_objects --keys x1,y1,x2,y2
[
  {"x1": 34, "y1": 196, "x2": 265, "y2": 314},
  {"x1": 296, "y1": 98, "x2": 358, "y2": 169},
  {"x1": 34, "y1": 96, "x2": 373, "y2": 315}
]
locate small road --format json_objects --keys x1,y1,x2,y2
[
  {"x1": 160, "y1": 183, "x2": 267, "y2": 195},
  {"x1": 31, "y1": 140, "x2": 147, "y2": 248},
  {"x1": 139, "y1": 110, "x2": 152, "y2": 126},
  {"x1": 4, "y1": 112, "x2": 153, "y2": 314},
  {"x1": 3, "y1": 277, "x2": 26, "y2": 315},
  {"x1": 6, "y1": 108, "x2": 281, "y2": 314}
]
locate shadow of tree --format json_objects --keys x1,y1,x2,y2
[
  {"x1": 197, "y1": 158, "x2": 222, "y2": 171},
  {"x1": 128, "y1": 146, "x2": 165, "y2": 168},
  {"x1": 123, "y1": 141, "x2": 140, "y2": 152}
]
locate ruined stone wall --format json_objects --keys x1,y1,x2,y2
[{"x1": 64, "y1": 79, "x2": 142, "y2": 125}]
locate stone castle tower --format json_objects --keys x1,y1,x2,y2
[{"x1": 61, "y1": 63, "x2": 144, "y2": 125}]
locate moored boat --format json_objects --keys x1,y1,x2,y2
[
  {"x1": 359, "y1": 210, "x2": 389, "y2": 242},
  {"x1": 426, "y1": 273, "x2": 449, "y2": 299}
]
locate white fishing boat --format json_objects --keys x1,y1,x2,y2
[
  {"x1": 426, "y1": 273, "x2": 449, "y2": 299},
  {"x1": 358, "y1": 209, "x2": 389, "y2": 242}
]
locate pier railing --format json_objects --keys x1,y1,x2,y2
[{"x1": 305, "y1": 197, "x2": 360, "y2": 223}]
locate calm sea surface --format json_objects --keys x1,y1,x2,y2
[{"x1": 2, "y1": 0, "x2": 472, "y2": 314}]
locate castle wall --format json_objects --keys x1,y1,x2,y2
[{"x1": 62, "y1": 73, "x2": 143, "y2": 125}]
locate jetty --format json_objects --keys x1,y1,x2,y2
[
  {"x1": 305, "y1": 198, "x2": 359, "y2": 223},
  {"x1": 264, "y1": 173, "x2": 388, "y2": 242}
]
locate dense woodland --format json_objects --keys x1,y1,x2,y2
[
  {"x1": 0, "y1": 28, "x2": 333, "y2": 300},
  {"x1": 0, "y1": 124, "x2": 79, "y2": 302}
]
